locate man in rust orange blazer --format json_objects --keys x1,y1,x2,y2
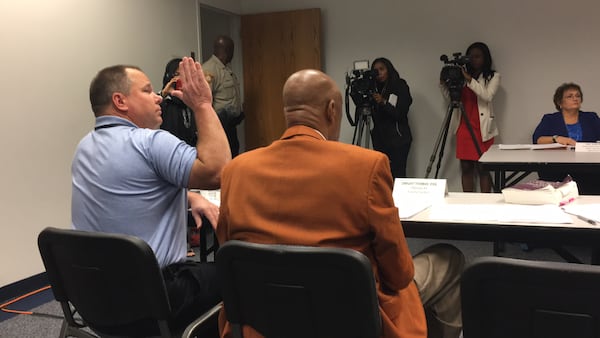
[{"x1": 216, "y1": 69, "x2": 464, "y2": 338}]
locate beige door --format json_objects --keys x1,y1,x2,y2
[{"x1": 241, "y1": 8, "x2": 322, "y2": 150}]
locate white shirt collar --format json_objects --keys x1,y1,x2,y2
[{"x1": 312, "y1": 128, "x2": 326, "y2": 140}]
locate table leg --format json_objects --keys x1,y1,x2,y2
[
  {"x1": 592, "y1": 248, "x2": 600, "y2": 265},
  {"x1": 493, "y1": 241, "x2": 505, "y2": 256}
]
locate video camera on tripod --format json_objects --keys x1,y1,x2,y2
[
  {"x1": 440, "y1": 52, "x2": 470, "y2": 102},
  {"x1": 425, "y1": 52, "x2": 481, "y2": 178},
  {"x1": 344, "y1": 60, "x2": 378, "y2": 147}
]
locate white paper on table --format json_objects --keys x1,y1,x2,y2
[
  {"x1": 428, "y1": 204, "x2": 573, "y2": 224},
  {"x1": 397, "y1": 199, "x2": 433, "y2": 219},
  {"x1": 498, "y1": 144, "x2": 532, "y2": 150},
  {"x1": 562, "y1": 204, "x2": 600, "y2": 223},
  {"x1": 575, "y1": 142, "x2": 600, "y2": 152},
  {"x1": 498, "y1": 143, "x2": 569, "y2": 150}
]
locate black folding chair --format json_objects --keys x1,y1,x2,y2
[
  {"x1": 215, "y1": 240, "x2": 382, "y2": 338},
  {"x1": 462, "y1": 256, "x2": 600, "y2": 338},
  {"x1": 37, "y1": 227, "x2": 218, "y2": 338}
]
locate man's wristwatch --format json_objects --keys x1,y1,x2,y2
[{"x1": 552, "y1": 135, "x2": 559, "y2": 143}]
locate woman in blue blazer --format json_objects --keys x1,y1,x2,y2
[
  {"x1": 533, "y1": 83, "x2": 600, "y2": 145},
  {"x1": 532, "y1": 83, "x2": 600, "y2": 194}
]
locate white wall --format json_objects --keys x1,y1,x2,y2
[
  {"x1": 199, "y1": 0, "x2": 241, "y2": 14},
  {"x1": 238, "y1": 0, "x2": 600, "y2": 188},
  {"x1": 0, "y1": 0, "x2": 199, "y2": 287},
  {"x1": 4, "y1": 0, "x2": 600, "y2": 287}
]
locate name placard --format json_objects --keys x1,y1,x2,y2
[
  {"x1": 393, "y1": 178, "x2": 447, "y2": 200},
  {"x1": 575, "y1": 142, "x2": 600, "y2": 152},
  {"x1": 393, "y1": 179, "x2": 447, "y2": 219}
]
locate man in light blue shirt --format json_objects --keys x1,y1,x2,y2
[{"x1": 71, "y1": 57, "x2": 230, "y2": 335}]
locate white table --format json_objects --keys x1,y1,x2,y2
[
  {"x1": 479, "y1": 145, "x2": 600, "y2": 191},
  {"x1": 401, "y1": 192, "x2": 600, "y2": 264}
]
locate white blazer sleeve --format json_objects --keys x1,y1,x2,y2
[{"x1": 466, "y1": 72, "x2": 500, "y2": 103}]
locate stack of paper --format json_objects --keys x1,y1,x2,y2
[{"x1": 501, "y1": 176, "x2": 578, "y2": 205}]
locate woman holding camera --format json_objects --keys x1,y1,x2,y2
[
  {"x1": 159, "y1": 58, "x2": 198, "y2": 147},
  {"x1": 442, "y1": 42, "x2": 500, "y2": 192},
  {"x1": 370, "y1": 57, "x2": 413, "y2": 178}
]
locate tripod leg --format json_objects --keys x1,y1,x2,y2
[
  {"x1": 425, "y1": 104, "x2": 454, "y2": 178},
  {"x1": 352, "y1": 116, "x2": 360, "y2": 145},
  {"x1": 353, "y1": 106, "x2": 374, "y2": 149},
  {"x1": 365, "y1": 115, "x2": 372, "y2": 149},
  {"x1": 434, "y1": 116, "x2": 452, "y2": 178},
  {"x1": 458, "y1": 103, "x2": 483, "y2": 157},
  {"x1": 355, "y1": 116, "x2": 365, "y2": 147}
]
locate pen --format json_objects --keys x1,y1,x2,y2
[
  {"x1": 561, "y1": 209, "x2": 598, "y2": 225},
  {"x1": 577, "y1": 215, "x2": 597, "y2": 225}
]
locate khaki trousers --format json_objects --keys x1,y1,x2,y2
[{"x1": 413, "y1": 243, "x2": 465, "y2": 338}]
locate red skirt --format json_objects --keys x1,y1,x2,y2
[{"x1": 456, "y1": 87, "x2": 493, "y2": 161}]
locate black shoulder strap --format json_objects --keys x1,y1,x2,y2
[{"x1": 94, "y1": 123, "x2": 128, "y2": 131}]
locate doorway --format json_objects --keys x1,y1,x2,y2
[
  {"x1": 198, "y1": 5, "x2": 245, "y2": 152},
  {"x1": 198, "y1": 7, "x2": 322, "y2": 152},
  {"x1": 241, "y1": 8, "x2": 322, "y2": 150}
]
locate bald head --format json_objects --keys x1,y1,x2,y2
[
  {"x1": 282, "y1": 69, "x2": 342, "y2": 140},
  {"x1": 213, "y1": 35, "x2": 234, "y2": 64}
]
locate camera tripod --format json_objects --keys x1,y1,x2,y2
[
  {"x1": 425, "y1": 99, "x2": 482, "y2": 178},
  {"x1": 352, "y1": 104, "x2": 374, "y2": 148}
]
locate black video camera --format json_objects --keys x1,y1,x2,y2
[
  {"x1": 440, "y1": 53, "x2": 470, "y2": 102},
  {"x1": 346, "y1": 60, "x2": 378, "y2": 108},
  {"x1": 345, "y1": 60, "x2": 379, "y2": 127}
]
